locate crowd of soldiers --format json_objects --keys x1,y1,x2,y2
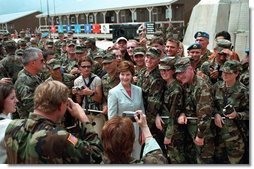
[{"x1": 0, "y1": 27, "x2": 249, "y2": 164}]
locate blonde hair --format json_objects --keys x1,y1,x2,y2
[{"x1": 34, "y1": 80, "x2": 69, "y2": 113}]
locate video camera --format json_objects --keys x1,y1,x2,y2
[{"x1": 122, "y1": 111, "x2": 140, "y2": 122}]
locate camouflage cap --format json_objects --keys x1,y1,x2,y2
[
  {"x1": 194, "y1": 31, "x2": 209, "y2": 39},
  {"x1": 174, "y1": 57, "x2": 191, "y2": 73},
  {"x1": 159, "y1": 56, "x2": 176, "y2": 70},
  {"x1": 216, "y1": 39, "x2": 232, "y2": 53},
  {"x1": 222, "y1": 60, "x2": 240, "y2": 73},
  {"x1": 85, "y1": 37, "x2": 96, "y2": 44},
  {"x1": 66, "y1": 40, "x2": 76, "y2": 47},
  {"x1": 94, "y1": 51, "x2": 105, "y2": 59},
  {"x1": 19, "y1": 30, "x2": 26, "y2": 34},
  {"x1": 75, "y1": 44, "x2": 87, "y2": 54},
  {"x1": 18, "y1": 39, "x2": 27, "y2": 46},
  {"x1": 61, "y1": 41, "x2": 67, "y2": 47},
  {"x1": 58, "y1": 32, "x2": 64, "y2": 36},
  {"x1": 146, "y1": 47, "x2": 161, "y2": 58},
  {"x1": 187, "y1": 43, "x2": 202, "y2": 50},
  {"x1": 4, "y1": 40, "x2": 16, "y2": 48},
  {"x1": 102, "y1": 52, "x2": 116, "y2": 64},
  {"x1": 133, "y1": 47, "x2": 146, "y2": 56},
  {"x1": 46, "y1": 39, "x2": 54, "y2": 47},
  {"x1": 47, "y1": 58, "x2": 61, "y2": 70},
  {"x1": 30, "y1": 38, "x2": 38, "y2": 45}
]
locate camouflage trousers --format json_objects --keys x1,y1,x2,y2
[
  {"x1": 165, "y1": 125, "x2": 187, "y2": 164},
  {"x1": 214, "y1": 119, "x2": 245, "y2": 164},
  {"x1": 185, "y1": 121, "x2": 215, "y2": 164}
]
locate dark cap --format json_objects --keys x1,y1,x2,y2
[
  {"x1": 85, "y1": 37, "x2": 96, "y2": 44},
  {"x1": 187, "y1": 43, "x2": 202, "y2": 50},
  {"x1": 133, "y1": 47, "x2": 146, "y2": 56},
  {"x1": 4, "y1": 40, "x2": 16, "y2": 48},
  {"x1": 159, "y1": 57, "x2": 176, "y2": 70},
  {"x1": 116, "y1": 37, "x2": 127, "y2": 44},
  {"x1": 47, "y1": 59, "x2": 61, "y2": 70},
  {"x1": 175, "y1": 57, "x2": 191, "y2": 73},
  {"x1": 94, "y1": 51, "x2": 105, "y2": 59},
  {"x1": 75, "y1": 44, "x2": 87, "y2": 54},
  {"x1": 194, "y1": 31, "x2": 209, "y2": 39},
  {"x1": 216, "y1": 39, "x2": 232, "y2": 54},
  {"x1": 146, "y1": 47, "x2": 161, "y2": 58},
  {"x1": 102, "y1": 52, "x2": 116, "y2": 64},
  {"x1": 222, "y1": 60, "x2": 240, "y2": 73},
  {"x1": 46, "y1": 39, "x2": 54, "y2": 47},
  {"x1": 18, "y1": 39, "x2": 27, "y2": 46}
]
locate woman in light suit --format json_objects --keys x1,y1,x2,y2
[{"x1": 108, "y1": 60, "x2": 145, "y2": 160}]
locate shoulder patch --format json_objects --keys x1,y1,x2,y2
[{"x1": 67, "y1": 133, "x2": 78, "y2": 146}]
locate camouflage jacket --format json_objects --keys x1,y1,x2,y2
[
  {"x1": 101, "y1": 72, "x2": 120, "y2": 102},
  {"x1": 182, "y1": 75, "x2": 213, "y2": 138},
  {"x1": 0, "y1": 54, "x2": 23, "y2": 83},
  {"x1": 136, "y1": 67, "x2": 165, "y2": 127},
  {"x1": 4, "y1": 113, "x2": 103, "y2": 164},
  {"x1": 213, "y1": 80, "x2": 249, "y2": 121},
  {"x1": 14, "y1": 69, "x2": 43, "y2": 119},
  {"x1": 161, "y1": 79, "x2": 183, "y2": 139}
]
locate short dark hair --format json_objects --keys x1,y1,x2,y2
[
  {"x1": 0, "y1": 83, "x2": 15, "y2": 113},
  {"x1": 118, "y1": 60, "x2": 135, "y2": 76},
  {"x1": 215, "y1": 31, "x2": 231, "y2": 41}
]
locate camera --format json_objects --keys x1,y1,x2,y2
[
  {"x1": 223, "y1": 104, "x2": 235, "y2": 115},
  {"x1": 72, "y1": 86, "x2": 85, "y2": 91},
  {"x1": 122, "y1": 111, "x2": 140, "y2": 122}
]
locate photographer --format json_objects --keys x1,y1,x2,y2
[
  {"x1": 4, "y1": 80, "x2": 103, "y2": 164},
  {"x1": 213, "y1": 60, "x2": 249, "y2": 164},
  {"x1": 72, "y1": 56, "x2": 104, "y2": 138},
  {"x1": 101, "y1": 110, "x2": 167, "y2": 164}
]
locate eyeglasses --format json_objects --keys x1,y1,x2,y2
[{"x1": 80, "y1": 65, "x2": 92, "y2": 69}]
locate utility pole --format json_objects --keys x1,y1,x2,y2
[{"x1": 47, "y1": 0, "x2": 51, "y2": 38}]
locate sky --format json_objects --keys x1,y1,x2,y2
[{"x1": 0, "y1": 0, "x2": 57, "y2": 15}]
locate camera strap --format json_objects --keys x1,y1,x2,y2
[{"x1": 83, "y1": 75, "x2": 96, "y2": 111}]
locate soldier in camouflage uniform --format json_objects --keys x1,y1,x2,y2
[
  {"x1": 158, "y1": 57, "x2": 186, "y2": 163},
  {"x1": 136, "y1": 47, "x2": 166, "y2": 156},
  {"x1": 101, "y1": 52, "x2": 120, "y2": 115},
  {"x1": 92, "y1": 52, "x2": 107, "y2": 78},
  {"x1": 194, "y1": 31, "x2": 213, "y2": 64},
  {"x1": 14, "y1": 47, "x2": 44, "y2": 119},
  {"x1": 239, "y1": 48, "x2": 249, "y2": 89},
  {"x1": 0, "y1": 40, "x2": 23, "y2": 83},
  {"x1": 54, "y1": 32, "x2": 66, "y2": 58},
  {"x1": 4, "y1": 80, "x2": 103, "y2": 164},
  {"x1": 0, "y1": 42, "x2": 6, "y2": 60},
  {"x1": 175, "y1": 57, "x2": 215, "y2": 164},
  {"x1": 132, "y1": 47, "x2": 146, "y2": 84},
  {"x1": 84, "y1": 37, "x2": 105, "y2": 59},
  {"x1": 213, "y1": 60, "x2": 248, "y2": 164},
  {"x1": 46, "y1": 58, "x2": 75, "y2": 92},
  {"x1": 187, "y1": 43, "x2": 203, "y2": 71}
]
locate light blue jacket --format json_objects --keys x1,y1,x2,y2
[{"x1": 108, "y1": 82, "x2": 145, "y2": 119}]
